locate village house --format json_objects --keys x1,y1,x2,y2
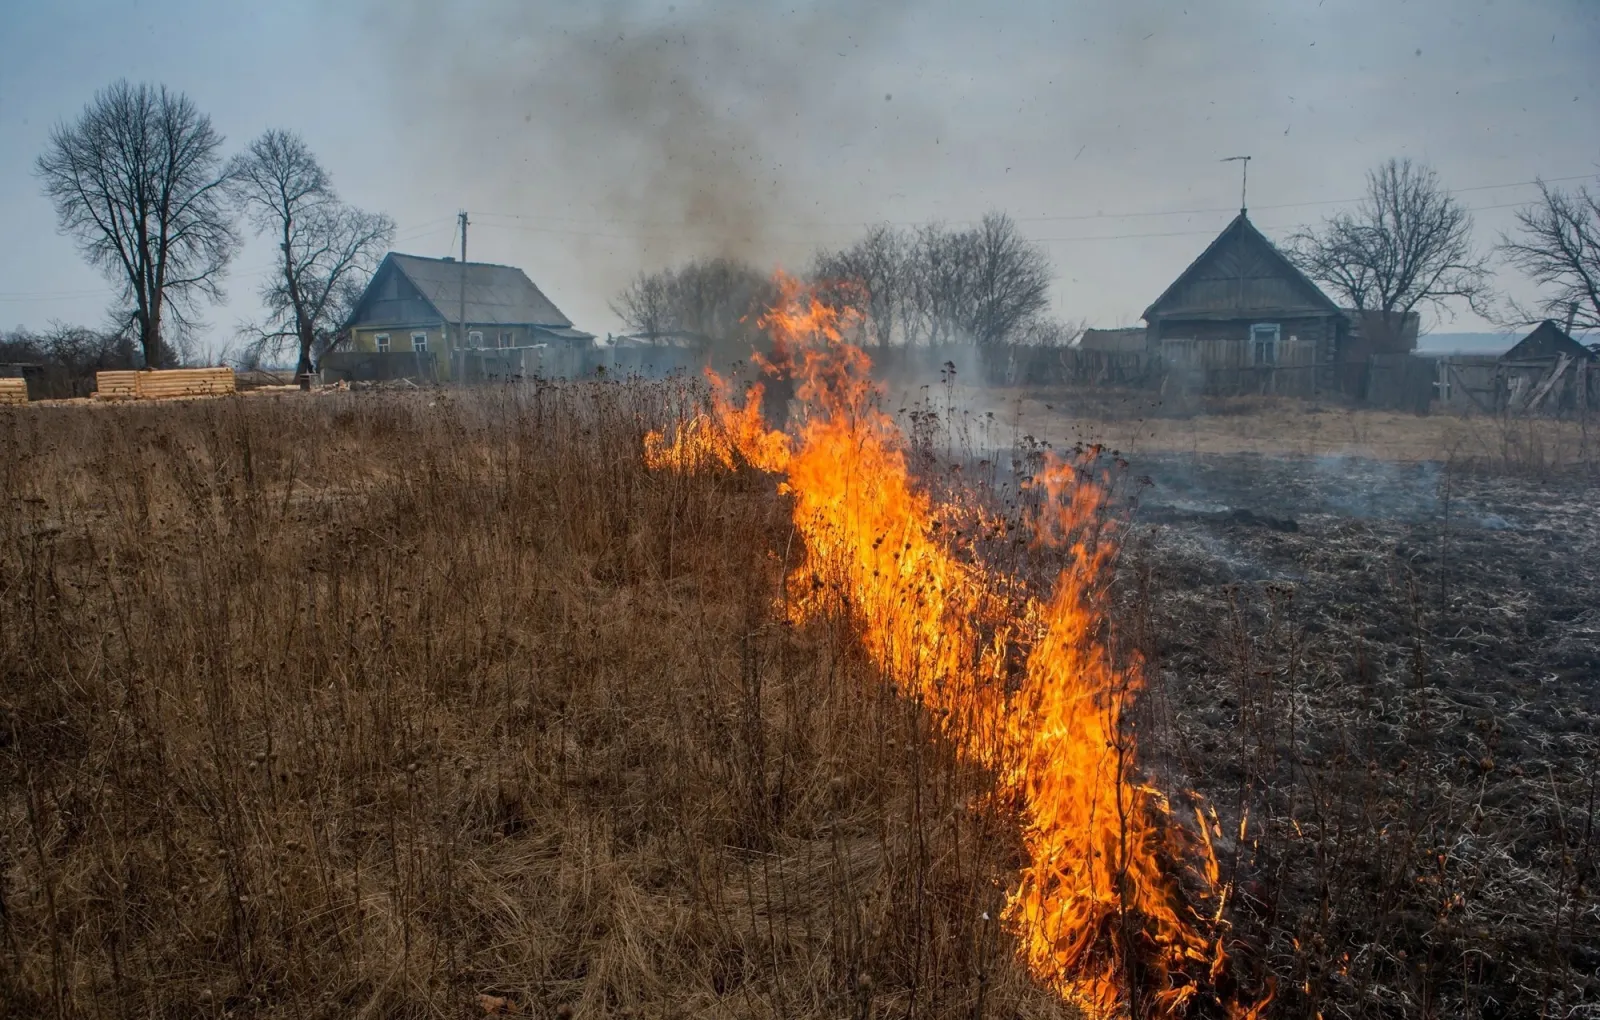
[
  {"x1": 328, "y1": 253, "x2": 592, "y2": 382},
  {"x1": 1129, "y1": 211, "x2": 1420, "y2": 398}
]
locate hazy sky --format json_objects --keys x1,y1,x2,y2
[{"x1": 2, "y1": 0, "x2": 1597, "y2": 354}]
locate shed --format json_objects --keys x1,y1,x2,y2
[
  {"x1": 1501, "y1": 320, "x2": 1596, "y2": 364},
  {"x1": 1493, "y1": 320, "x2": 1596, "y2": 414}
]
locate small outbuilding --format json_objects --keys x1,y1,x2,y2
[{"x1": 1496, "y1": 320, "x2": 1596, "y2": 413}]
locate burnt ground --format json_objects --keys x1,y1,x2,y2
[{"x1": 1115, "y1": 453, "x2": 1600, "y2": 1018}]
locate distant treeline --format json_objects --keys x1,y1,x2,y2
[
  {"x1": 610, "y1": 213, "x2": 1084, "y2": 353},
  {"x1": 0, "y1": 324, "x2": 138, "y2": 399}
]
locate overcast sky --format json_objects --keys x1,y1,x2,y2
[{"x1": 2, "y1": 0, "x2": 1597, "y2": 354}]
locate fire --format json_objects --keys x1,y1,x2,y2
[{"x1": 642, "y1": 274, "x2": 1258, "y2": 1018}]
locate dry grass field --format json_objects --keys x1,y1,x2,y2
[
  {"x1": 2, "y1": 379, "x2": 1596, "y2": 1019},
  {"x1": 0, "y1": 384, "x2": 1065, "y2": 1020}
]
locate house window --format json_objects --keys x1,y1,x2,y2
[
  {"x1": 467, "y1": 330, "x2": 484, "y2": 348},
  {"x1": 412, "y1": 332, "x2": 429, "y2": 353},
  {"x1": 1250, "y1": 323, "x2": 1280, "y2": 365},
  {"x1": 498, "y1": 331, "x2": 513, "y2": 349},
  {"x1": 374, "y1": 333, "x2": 390, "y2": 353}
]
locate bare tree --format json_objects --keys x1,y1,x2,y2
[
  {"x1": 910, "y1": 222, "x2": 973, "y2": 346},
  {"x1": 609, "y1": 257, "x2": 774, "y2": 350},
  {"x1": 963, "y1": 212, "x2": 1053, "y2": 346},
  {"x1": 36, "y1": 81, "x2": 238, "y2": 368},
  {"x1": 1017, "y1": 316, "x2": 1086, "y2": 347},
  {"x1": 1288, "y1": 158, "x2": 1491, "y2": 346},
  {"x1": 229, "y1": 131, "x2": 394, "y2": 376},
  {"x1": 812, "y1": 223, "x2": 913, "y2": 346},
  {"x1": 610, "y1": 270, "x2": 676, "y2": 342},
  {"x1": 1498, "y1": 178, "x2": 1600, "y2": 333},
  {"x1": 899, "y1": 214, "x2": 1053, "y2": 345}
]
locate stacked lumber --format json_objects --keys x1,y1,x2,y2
[
  {"x1": 94, "y1": 371, "x2": 141, "y2": 399},
  {"x1": 0, "y1": 378, "x2": 27, "y2": 405},
  {"x1": 95, "y1": 368, "x2": 236, "y2": 400}
]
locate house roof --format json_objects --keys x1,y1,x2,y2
[
  {"x1": 1143, "y1": 212, "x2": 1343, "y2": 322},
  {"x1": 1501, "y1": 320, "x2": 1597, "y2": 362},
  {"x1": 534, "y1": 326, "x2": 596, "y2": 342},
  {"x1": 384, "y1": 253, "x2": 574, "y2": 327},
  {"x1": 1077, "y1": 327, "x2": 1147, "y2": 351}
]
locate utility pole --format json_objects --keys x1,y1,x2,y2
[
  {"x1": 1221, "y1": 155, "x2": 1252, "y2": 214},
  {"x1": 457, "y1": 210, "x2": 469, "y2": 377}
]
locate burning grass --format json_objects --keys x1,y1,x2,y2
[{"x1": 3, "y1": 298, "x2": 1596, "y2": 1017}]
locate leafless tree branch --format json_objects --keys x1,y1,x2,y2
[
  {"x1": 1287, "y1": 158, "x2": 1492, "y2": 344},
  {"x1": 1497, "y1": 178, "x2": 1600, "y2": 333},
  {"x1": 228, "y1": 130, "x2": 394, "y2": 375},
  {"x1": 35, "y1": 80, "x2": 238, "y2": 367}
]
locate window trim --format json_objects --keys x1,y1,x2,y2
[
  {"x1": 498, "y1": 331, "x2": 512, "y2": 349},
  {"x1": 373, "y1": 332, "x2": 390, "y2": 353},
  {"x1": 1249, "y1": 323, "x2": 1280, "y2": 366},
  {"x1": 467, "y1": 330, "x2": 484, "y2": 349},
  {"x1": 412, "y1": 331, "x2": 429, "y2": 353}
]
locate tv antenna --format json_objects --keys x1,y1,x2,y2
[{"x1": 1221, "y1": 155, "x2": 1252, "y2": 214}]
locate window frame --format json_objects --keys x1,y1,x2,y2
[
  {"x1": 467, "y1": 330, "x2": 484, "y2": 349},
  {"x1": 374, "y1": 332, "x2": 390, "y2": 353},
  {"x1": 498, "y1": 331, "x2": 513, "y2": 349},
  {"x1": 1249, "y1": 323, "x2": 1281, "y2": 366},
  {"x1": 412, "y1": 331, "x2": 429, "y2": 353}
]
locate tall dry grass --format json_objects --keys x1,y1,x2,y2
[{"x1": 0, "y1": 384, "x2": 1069, "y2": 1020}]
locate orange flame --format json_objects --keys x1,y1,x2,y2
[{"x1": 644, "y1": 274, "x2": 1255, "y2": 1017}]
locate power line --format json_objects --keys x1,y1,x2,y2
[
  {"x1": 0, "y1": 218, "x2": 457, "y2": 304},
  {"x1": 464, "y1": 197, "x2": 1546, "y2": 247},
  {"x1": 467, "y1": 172, "x2": 1595, "y2": 231}
]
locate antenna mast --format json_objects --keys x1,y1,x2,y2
[{"x1": 1221, "y1": 155, "x2": 1252, "y2": 213}]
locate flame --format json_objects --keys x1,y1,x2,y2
[{"x1": 644, "y1": 274, "x2": 1256, "y2": 1017}]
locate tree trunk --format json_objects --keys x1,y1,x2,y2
[
  {"x1": 296, "y1": 326, "x2": 315, "y2": 379},
  {"x1": 145, "y1": 293, "x2": 164, "y2": 369}
]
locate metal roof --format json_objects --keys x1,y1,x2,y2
[{"x1": 388, "y1": 253, "x2": 574, "y2": 327}]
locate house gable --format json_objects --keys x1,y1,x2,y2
[
  {"x1": 347, "y1": 255, "x2": 443, "y2": 328},
  {"x1": 1143, "y1": 213, "x2": 1342, "y2": 322}
]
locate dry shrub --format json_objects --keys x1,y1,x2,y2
[{"x1": 0, "y1": 384, "x2": 1070, "y2": 1020}]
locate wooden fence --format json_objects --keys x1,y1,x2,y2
[
  {"x1": 95, "y1": 368, "x2": 236, "y2": 400},
  {"x1": 1160, "y1": 337, "x2": 1319, "y2": 397},
  {"x1": 869, "y1": 345, "x2": 1156, "y2": 388},
  {"x1": 0, "y1": 378, "x2": 27, "y2": 405}
]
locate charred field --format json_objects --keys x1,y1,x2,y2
[
  {"x1": 2, "y1": 379, "x2": 1598, "y2": 1020},
  {"x1": 1118, "y1": 452, "x2": 1600, "y2": 1017}
]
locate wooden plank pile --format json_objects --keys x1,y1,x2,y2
[
  {"x1": 94, "y1": 368, "x2": 236, "y2": 401},
  {"x1": 0, "y1": 378, "x2": 27, "y2": 405}
]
